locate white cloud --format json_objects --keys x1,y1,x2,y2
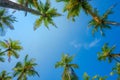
[
  {"x1": 89, "y1": 39, "x2": 101, "y2": 48},
  {"x1": 70, "y1": 41, "x2": 82, "y2": 48},
  {"x1": 70, "y1": 39, "x2": 101, "y2": 49}
]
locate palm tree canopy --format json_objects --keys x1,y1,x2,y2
[
  {"x1": 13, "y1": 54, "x2": 39, "y2": 80},
  {"x1": 111, "y1": 63, "x2": 120, "y2": 79},
  {"x1": 0, "y1": 70, "x2": 12, "y2": 80},
  {"x1": 97, "y1": 43, "x2": 115, "y2": 63},
  {"x1": 56, "y1": 0, "x2": 92, "y2": 21},
  {"x1": 88, "y1": 3, "x2": 119, "y2": 36},
  {"x1": 34, "y1": 0, "x2": 61, "y2": 30},
  {"x1": 112, "y1": 63, "x2": 120, "y2": 75},
  {"x1": 83, "y1": 72, "x2": 107, "y2": 80},
  {"x1": 0, "y1": 39, "x2": 23, "y2": 62},
  {"x1": 55, "y1": 54, "x2": 78, "y2": 68},
  {"x1": 55, "y1": 54, "x2": 78, "y2": 80},
  {"x1": 0, "y1": 8, "x2": 16, "y2": 36},
  {"x1": 17, "y1": 0, "x2": 38, "y2": 8},
  {"x1": 17, "y1": 0, "x2": 39, "y2": 16}
]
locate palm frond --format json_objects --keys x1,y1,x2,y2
[
  {"x1": 34, "y1": 17, "x2": 43, "y2": 30},
  {"x1": 102, "y1": 3, "x2": 117, "y2": 20},
  {"x1": 0, "y1": 57, "x2": 5, "y2": 62},
  {"x1": 83, "y1": 72, "x2": 90, "y2": 80}
]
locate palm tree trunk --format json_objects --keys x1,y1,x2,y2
[
  {"x1": 105, "y1": 21, "x2": 120, "y2": 26},
  {"x1": 0, "y1": 0, "x2": 41, "y2": 15},
  {"x1": 87, "y1": 9, "x2": 101, "y2": 23},
  {"x1": 110, "y1": 54, "x2": 120, "y2": 63},
  {"x1": 110, "y1": 54, "x2": 120, "y2": 57}
]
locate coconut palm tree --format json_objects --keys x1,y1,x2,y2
[
  {"x1": 97, "y1": 43, "x2": 120, "y2": 63},
  {"x1": 0, "y1": 9, "x2": 16, "y2": 36},
  {"x1": 88, "y1": 3, "x2": 120, "y2": 36},
  {"x1": 34, "y1": 0, "x2": 61, "y2": 30},
  {"x1": 0, "y1": 0, "x2": 41, "y2": 15},
  {"x1": 13, "y1": 54, "x2": 39, "y2": 80},
  {"x1": 55, "y1": 54, "x2": 79, "y2": 80},
  {"x1": 0, "y1": 70, "x2": 12, "y2": 80},
  {"x1": 56, "y1": 0, "x2": 99, "y2": 21},
  {"x1": 0, "y1": 39, "x2": 23, "y2": 62}
]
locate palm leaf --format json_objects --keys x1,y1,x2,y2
[
  {"x1": 0, "y1": 57, "x2": 5, "y2": 62},
  {"x1": 83, "y1": 72, "x2": 90, "y2": 80},
  {"x1": 102, "y1": 3, "x2": 117, "y2": 20}
]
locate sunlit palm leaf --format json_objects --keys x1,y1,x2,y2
[{"x1": 83, "y1": 72, "x2": 90, "y2": 80}]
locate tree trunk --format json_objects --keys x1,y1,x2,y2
[
  {"x1": 0, "y1": 0, "x2": 41, "y2": 15},
  {"x1": 110, "y1": 53, "x2": 120, "y2": 63},
  {"x1": 87, "y1": 9, "x2": 101, "y2": 23},
  {"x1": 110, "y1": 54, "x2": 120, "y2": 57}
]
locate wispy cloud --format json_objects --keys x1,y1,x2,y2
[
  {"x1": 89, "y1": 39, "x2": 101, "y2": 48},
  {"x1": 70, "y1": 39, "x2": 101, "y2": 49},
  {"x1": 70, "y1": 41, "x2": 82, "y2": 48}
]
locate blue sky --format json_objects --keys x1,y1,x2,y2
[{"x1": 1, "y1": 0, "x2": 120, "y2": 80}]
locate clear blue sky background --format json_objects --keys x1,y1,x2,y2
[{"x1": 1, "y1": 0, "x2": 120, "y2": 80}]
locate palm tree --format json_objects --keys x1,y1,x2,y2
[
  {"x1": 0, "y1": 8, "x2": 16, "y2": 36},
  {"x1": 13, "y1": 54, "x2": 39, "y2": 80},
  {"x1": 0, "y1": 39, "x2": 23, "y2": 62},
  {"x1": 0, "y1": 70, "x2": 12, "y2": 80},
  {"x1": 0, "y1": 0, "x2": 41, "y2": 15},
  {"x1": 88, "y1": 3, "x2": 120, "y2": 36},
  {"x1": 34, "y1": 0, "x2": 61, "y2": 30},
  {"x1": 111, "y1": 63, "x2": 120, "y2": 80},
  {"x1": 97, "y1": 43, "x2": 120, "y2": 63},
  {"x1": 55, "y1": 54, "x2": 79, "y2": 80},
  {"x1": 56, "y1": 0, "x2": 99, "y2": 21}
]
